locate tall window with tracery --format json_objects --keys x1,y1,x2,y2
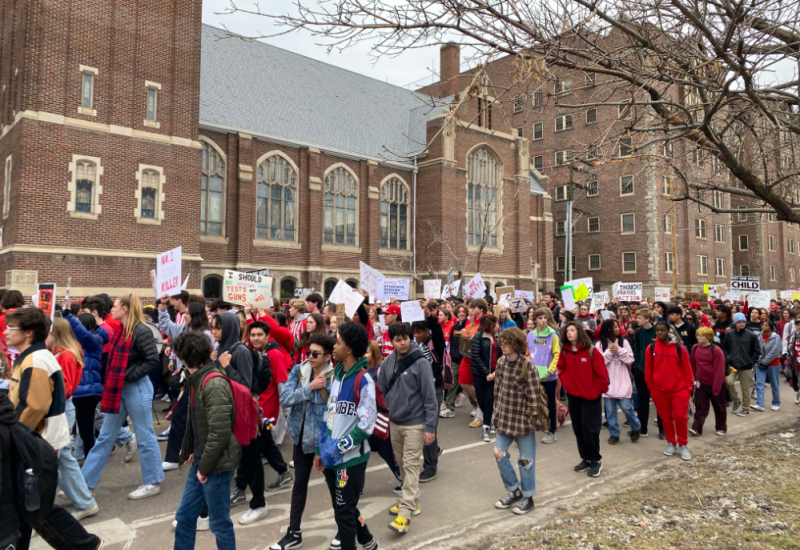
[
  {"x1": 467, "y1": 148, "x2": 500, "y2": 248},
  {"x1": 324, "y1": 167, "x2": 358, "y2": 246},
  {"x1": 75, "y1": 160, "x2": 96, "y2": 213},
  {"x1": 201, "y1": 143, "x2": 225, "y2": 236},
  {"x1": 380, "y1": 177, "x2": 409, "y2": 250},
  {"x1": 257, "y1": 155, "x2": 297, "y2": 241},
  {"x1": 140, "y1": 170, "x2": 158, "y2": 219}
]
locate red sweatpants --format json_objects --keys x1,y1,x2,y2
[{"x1": 650, "y1": 389, "x2": 691, "y2": 447}]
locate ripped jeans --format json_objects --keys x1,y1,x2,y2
[{"x1": 494, "y1": 432, "x2": 537, "y2": 498}]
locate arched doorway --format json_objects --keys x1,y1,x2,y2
[
  {"x1": 202, "y1": 275, "x2": 222, "y2": 299},
  {"x1": 324, "y1": 279, "x2": 337, "y2": 300},
  {"x1": 280, "y1": 278, "x2": 296, "y2": 302}
]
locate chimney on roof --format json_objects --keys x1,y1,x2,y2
[{"x1": 440, "y1": 43, "x2": 461, "y2": 97}]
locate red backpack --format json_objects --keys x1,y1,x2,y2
[
  {"x1": 192, "y1": 372, "x2": 258, "y2": 447},
  {"x1": 353, "y1": 369, "x2": 390, "y2": 440}
]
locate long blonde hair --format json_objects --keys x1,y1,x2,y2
[
  {"x1": 52, "y1": 317, "x2": 84, "y2": 367},
  {"x1": 118, "y1": 293, "x2": 145, "y2": 341}
]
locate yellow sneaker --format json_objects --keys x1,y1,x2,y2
[
  {"x1": 469, "y1": 418, "x2": 483, "y2": 428},
  {"x1": 389, "y1": 502, "x2": 420, "y2": 516},
  {"x1": 388, "y1": 516, "x2": 411, "y2": 534}
]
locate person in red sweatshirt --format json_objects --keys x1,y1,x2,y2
[
  {"x1": 557, "y1": 321, "x2": 609, "y2": 478},
  {"x1": 689, "y1": 327, "x2": 727, "y2": 437},
  {"x1": 645, "y1": 321, "x2": 695, "y2": 461}
]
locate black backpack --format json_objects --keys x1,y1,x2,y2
[
  {"x1": 0, "y1": 419, "x2": 58, "y2": 523},
  {"x1": 233, "y1": 342, "x2": 274, "y2": 396}
]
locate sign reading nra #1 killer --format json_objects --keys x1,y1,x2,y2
[{"x1": 730, "y1": 276, "x2": 760, "y2": 292}]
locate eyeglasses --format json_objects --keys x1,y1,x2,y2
[
  {"x1": 4, "y1": 326, "x2": 19, "y2": 331},
  {"x1": 308, "y1": 351, "x2": 327, "y2": 359}
]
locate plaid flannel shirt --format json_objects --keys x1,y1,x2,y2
[{"x1": 492, "y1": 355, "x2": 546, "y2": 436}]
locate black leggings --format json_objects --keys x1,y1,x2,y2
[
  {"x1": 472, "y1": 373, "x2": 495, "y2": 427},
  {"x1": 72, "y1": 396, "x2": 100, "y2": 455},
  {"x1": 542, "y1": 379, "x2": 557, "y2": 434}
]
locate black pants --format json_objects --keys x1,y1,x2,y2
[
  {"x1": 165, "y1": 392, "x2": 188, "y2": 464},
  {"x1": 323, "y1": 462, "x2": 374, "y2": 550},
  {"x1": 633, "y1": 369, "x2": 663, "y2": 434},
  {"x1": 289, "y1": 442, "x2": 315, "y2": 532},
  {"x1": 235, "y1": 440, "x2": 265, "y2": 509},
  {"x1": 422, "y1": 387, "x2": 444, "y2": 475},
  {"x1": 473, "y1": 373, "x2": 495, "y2": 426},
  {"x1": 72, "y1": 397, "x2": 100, "y2": 456},
  {"x1": 16, "y1": 505, "x2": 100, "y2": 550},
  {"x1": 258, "y1": 427, "x2": 288, "y2": 476},
  {"x1": 567, "y1": 394, "x2": 602, "y2": 462},
  {"x1": 542, "y1": 380, "x2": 557, "y2": 434}
]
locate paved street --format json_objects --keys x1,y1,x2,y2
[{"x1": 37, "y1": 383, "x2": 799, "y2": 550}]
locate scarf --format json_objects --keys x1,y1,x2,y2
[{"x1": 101, "y1": 324, "x2": 132, "y2": 414}]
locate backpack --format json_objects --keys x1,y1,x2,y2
[
  {"x1": 0, "y1": 419, "x2": 58, "y2": 523},
  {"x1": 353, "y1": 369, "x2": 390, "y2": 440},
  {"x1": 427, "y1": 339, "x2": 454, "y2": 390},
  {"x1": 233, "y1": 342, "x2": 273, "y2": 396},
  {"x1": 648, "y1": 341, "x2": 682, "y2": 361},
  {"x1": 196, "y1": 372, "x2": 259, "y2": 446}
]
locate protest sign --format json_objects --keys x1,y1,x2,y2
[
  {"x1": 615, "y1": 282, "x2": 642, "y2": 302},
  {"x1": 378, "y1": 314, "x2": 387, "y2": 332},
  {"x1": 561, "y1": 285, "x2": 576, "y2": 310},
  {"x1": 496, "y1": 286, "x2": 515, "y2": 299},
  {"x1": 685, "y1": 292, "x2": 708, "y2": 303},
  {"x1": 447, "y1": 267, "x2": 454, "y2": 286},
  {"x1": 400, "y1": 300, "x2": 426, "y2": 323},
  {"x1": 464, "y1": 273, "x2": 486, "y2": 298},
  {"x1": 441, "y1": 279, "x2": 461, "y2": 300},
  {"x1": 247, "y1": 268, "x2": 270, "y2": 277},
  {"x1": 654, "y1": 287, "x2": 671, "y2": 302},
  {"x1": 376, "y1": 277, "x2": 410, "y2": 301},
  {"x1": 37, "y1": 283, "x2": 56, "y2": 326},
  {"x1": 600, "y1": 310, "x2": 614, "y2": 320},
  {"x1": 590, "y1": 291, "x2": 609, "y2": 313},
  {"x1": 181, "y1": 274, "x2": 190, "y2": 291},
  {"x1": 748, "y1": 290, "x2": 771, "y2": 309},
  {"x1": 508, "y1": 297, "x2": 528, "y2": 313},
  {"x1": 565, "y1": 277, "x2": 593, "y2": 298},
  {"x1": 223, "y1": 270, "x2": 273, "y2": 308},
  {"x1": 497, "y1": 293, "x2": 512, "y2": 307},
  {"x1": 731, "y1": 276, "x2": 760, "y2": 292},
  {"x1": 62, "y1": 277, "x2": 71, "y2": 309},
  {"x1": 515, "y1": 290, "x2": 534, "y2": 301},
  {"x1": 780, "y1": 290, "x2": 792, "y2": 301},
  {"x1": 574, "y1": 283, "x2": 590, "y2": 302},
  {"x1": 359, "y1": 262, "x2": 384, "y2": 296},
  {"x1": 721, "y1": 292, "x2": 741, "y2": 302},
  {"x1": 793, "y1": 293, "x2": 800, "y2": 302},
  {"x1": 341, "y1": 288, "x2": 365, "y2": 318},
  {"x1": 329, "y1": 280, "x2": 354, "y2": 304},
  {"x1": 156, "y1": 246, "x2": 182, "y2": 295},
  {"x1": 149, "y1": 269, "x2": 159, "y2": 299},
  {"x1": 423, "y1": 280, "x2": 442, "y2": 300}
]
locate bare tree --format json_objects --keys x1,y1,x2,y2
[{"x1": 224, "y1": 0, "x2": 800, "y2": 222}]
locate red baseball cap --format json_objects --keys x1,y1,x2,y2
[
  {"x1": 689, "y1": 302, "x2": 701, "y2": 309},
  {"x1": 384, "y1": 304, "x2": 401, "y2": 315}
]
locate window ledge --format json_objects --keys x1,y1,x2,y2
[
  {"x1": 143, "y1": 119, "x2": 160, "y2": 129},
  {"x1": 77, "y1": 107, "x2": 96, "y2": 117},
  {"x1": 378, "y1": 248, "x2": 412, "y2": 257},
  {"x1": 467, "y1": 245, "x2": 502, "y2": 255},
  {"x1": 253, "y1": 239, "x2": 302, "y2": 249},
  {"x1": 69, "y1": 211, "x2": 99, "y2": 221},
  {"x1": 321, "y1": 244, "x2": 362, "y2": 253},
  {"x1": 135, "y1": 217, "x2": 162, "y2": 226},
  {"x1": 200, "y1": 234, "x2": 229, "y2": 244}
]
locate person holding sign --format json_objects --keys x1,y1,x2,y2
[{"x1": 526, "y1": 309, "x2": 560, "y2": 444}]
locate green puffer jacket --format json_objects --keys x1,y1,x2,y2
[{"x1": 179, "y1": 361, "x2": 241, "y2": 476}]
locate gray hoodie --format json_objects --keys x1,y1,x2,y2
[
  {"x1": 214, "y1": 311, "x2": 253, "y2": 390},
  {"x1": 377, "y1": 341, "x2": 439, "y2": 434},
  {"x1": 759, "y1": 330, "x2": 782, "y2": 369}
]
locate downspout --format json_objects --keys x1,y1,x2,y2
[{"x1": 413, "y1": 155, "x2": 419, "y2": 276}]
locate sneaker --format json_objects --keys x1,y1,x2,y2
[
  {"x1": 630, "y1": 429, "x2": 648, "y2": 438},
  {"x1": 419, "y1": 471, "x2": 436, "y2": 483},
  {"x1": 439, "y1": 408, "x2": 455, "y2": 418},
  {"x1": 657, "y1": 430, "x2": 666, "y2": 441},
  {"x1": 688, "y1": 428, "x2": 699, "y2": 436},
  {"x1": 795, "y1": 391, "x2": 800, "y2": 405},
  {"x1": 470, "y1": 407, "x2": 478, "y2": 418},
  {"x1": 440, "y1": 401, "x2": 447, "y2": 412},
  {"x1": 389, "y1": 502, "x2": 420, "y2": 516},
  {"x1": 267, "y1": 471, "x2": 293, "y2": 492},
  {"x1": 601, "y1": 421, "x2": 609, "y2": 430},
  {"x1": 393, "y1": 482, "x2": 403, "y2": 495},
  {"x1": 123, "y1": 434, "x2": 138, "y2": 463},
  {"x1": 239, "y1": 506, "x2": 268, "y2": 525},
  {"x1": 771, "y1": 404, "x2": 781, "y2": 411},
  {"x1": 630, "y1": 430, "x2": 640, "y2": 443},
  {"x1": 328, "y1": 537, "x2": 341, "y2": 550},
  {"x1": 157, "y1": 427, "x2": 170, "y2": 441},
  {"x1": 72, "y1": 503, "x2": 99, "y2": 521},
  {"x1": 489, "y1": 425, "x2": 497, "y2": 435},
  {"x1": 469, "y1": 418, "x2": 483, "y2": 428},
  {"x1": 161, "y1": 394, "x2": 171, "y2": 403},
  {"x1": 482, "y1": 427, "x2": 491, "y2": 442},
  {"x1": 750, "y1": 404, "x2": 765, "y2": 412},
  {"x1": 289, "y1": 460, "x2": 295, "y2": 468},
  {"x1": 230, "y1": 487, "x2": 247, "y2": 507},
  {"x1": 270, "y1": 529, "x2": 303, "y2": 550},
  {"x1": 388, "y1": 516, "x2": 410, "y2": 534},
  {"x1": 663, "y1": 443, "x2": 677, "y2": 456},
  {"x1": 128, "y1": 483, "x2": 160, "y2": 500},
  {"x1": 455, "y1": 394, "x2": 464, "y2": 408},
  {"x1": 495, "y1": 488, "x2": 522, "y2": 509},
  {"x1": 587, "y1": 461, "x2": 602, "y2": 477},
  {"x1": 196, "y1": 516, "x2": 210, "y2": 531},
  {"x1": 732, "y1": 401, "x2": 741, "y2": 413},
  {"x1": 736, "y1": 409, "x2": 750, "y2": 417},
  {"x1": 607, "y1": 436, "x2": 619, "y2": 445},
  {"x1": 715, "y1": 430, "x2": 726, "y2": 436},
  {"x1": 541, "y1": 432, "x2": 557, "y2": 444},
  {"x1": 162, "y1": 461, "x2": 179, "y2": 472},
  {"x1": 574, "y1": 460, "x2": 591, "y2": 472},
  {"x1": 513, "y1": 496, "x2": 535, "y2": 515},
  {"x1": 679, "y1": 446, "x2": 691, "y2": 461}
]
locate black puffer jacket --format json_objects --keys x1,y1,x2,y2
[
  {"x1": 470, "y1": 332, "x2": 499, "y2": 377},
  {"x1": 123, "y1": 322, "x2": 160, "y2": 383},
  {"x1": 721, "y1": 327, "x2": 761, "y2": 371}
]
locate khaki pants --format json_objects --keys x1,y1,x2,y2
[
  {"x1": 726, "y1": 368, "x2": 752, "y2": 410},
  {"x1": 390, "y1": 423, "x2": 424, "y2": 520}
]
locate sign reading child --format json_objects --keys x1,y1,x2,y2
[{"x1": 156, "y1": 246, "x2": 182, "y2": 295}]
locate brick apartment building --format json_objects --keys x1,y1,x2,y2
[{"x1": 0, "y1": 3, "x2": 554, "y2": 300}]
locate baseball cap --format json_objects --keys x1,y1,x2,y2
[
  {"x1": 384, "y1": 304, "x2": 401, "y2": 316},
  {"x1": 562, "y1": 311, "x2": 575, "y2": 321},
  {"x1": 689, "y1": 302, "x2": 701, "y2": 309},
  {"x1": 733, "y1": 312, "x2": 746, "y2": 323}
]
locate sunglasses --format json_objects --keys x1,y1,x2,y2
[{"x1": 308, "y1": 351, "x2": 328, "y2": 359}]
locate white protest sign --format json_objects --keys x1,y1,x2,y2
[
  {"x1": 62, "y1": 277, "x2": 72, "y2": 309},
  {"x1": 616, "y1": 282, "x2": 643, "y2": 302},
  {"x1": 654, "y1": 287, "x2": 671, "y2": 302},
  {"x1": 342, "y1": 288, "x2": 366, "y2": 318},
  {"x1": 747, "y1": 290, "x2": 771, "y2": 309},
  {"x1": 731, "y1": 276, "x2": 760, "y2": 292},
  {"x1": 359, "y1": 262, "x2": 384, "y2": 296},
  {"x1": 600, "y1": 310, "x2": 613, "y2": 320},
  {"x1": 562, "y1": 286, "x2": 576, "y2": 310},
  {"x1": 181, "y1": 274, "x2": 190, "y2": 291},
  {"x1": 150, "y1": 269, "x2": 159, "y2": 299},
  {"x1": 423, "y1": 280, "x2": 442, "y2": 301},
  {"x1": 223, "y1": 270, "x2": 273, "y2": 308},
  {"x1": 515, "y1": 290, "x2": 534, "y2": 302},
  {"x1": 508, "y1": 297, "x2": 528, "y2": 313},
  {"x1": 781, "y1": 290, "x2": 793, "y2": 301},
  {"x1": 378, "y1": 314, "x2": 387, "y2": 332},
  {"x1": 590, "y1": 291, "x2": 609, "y2": 313},
  {"x1": 329, "y1": 280, "x2": 354, "y2": 304},
  {"x1": 464, "y1": 273, "x2": 486, "y2": 298},
  {"x1": 376, "y1": 278, "x2": 411, "y2": 301},
  {"x1": 565, "y1": 277, "x2": 593, "y2": 301},
  {"x1": 721, "y1": 292, "x2": 741, "y2": 302},
  {"x1": 156, "y1": 246, "x2": 182, "y2": 295},
  {"x1": 498, "y1": 293, "x2": 512, "y2": 307},
  {"x1": 400, "y1": 300, "x2": 426, "y2": 323},
  {"x1": 441, "y1": 279, "x2": 461, "y2": 299}
]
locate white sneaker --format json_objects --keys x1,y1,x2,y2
[
  {"x1": 196, "y1": 516, "x2": 210, "y2": 531},
  {"x1": 750, "y1": 404, "x2": 765, "y2": 412},
  {"x1": 470, "y1": 407, "x2": 478, "y2": 418},
  {"x1": 123, "y1": 434, "x2": 138, "y2": 463},
  {"x1": 715, "y1": 430, "x2": 726, "y2": 436},
  {"x1": 239, "y1": 506, "x2": 268, "y2": 525},
  {"x1": 541, "y1": 432, "x2": 557, "y2": 444},
  {"x1": 72, "y1": 503, "x2": 99, "y2": 521},
  {"x1": 679, "y1": 446, "x2": 691, "y2": 461},
  {"x1": 162, "y1": 461, "x2": 179, "y2": 471},
  {"x1": 289, "y1": 460, "x2": 295, "y2": 468},
  {"x1": 795, "y1": 390, "x2": 800, "y2": 404},
  {"x1": 771, "y1": 404, "x2": 781, "y2": 411},
  {"x1": 128, "y1": 483, "x2": 160, "y2": 500}
]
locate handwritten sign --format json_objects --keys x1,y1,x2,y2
[
  {"x1": 359, "y1": 262, "x2": 384, "y2": 296},
  {"x1": 156, "y1": 246, "x2": 182, "y2": 295},
  {"x1": 447, "y1": 267, "x2": 454, "y2": 286},
  {"x1": 376, "y1": 277, "x2": 410, "y2": 301},
  {"x1": 423, "y1": 280, "x2": 442, "y2": 301},
  {"x1": 442, "y1": 279, "x2": 461, "y2": 300},
  {"x1": 590, "y1": 291, "x2": 609, "y2": 313},
  {"x1": 294, "y1": 287, "x2": 316, "y2": 298},
  {"x1": 565, "y1": 277, "x2": 593, "y2": 298},
  {"x1": 508, "y1": 297, "x2": 528, "y2": 313},
  {"x1": 615, "y1": 282, "x2": 642, "y2": 302},
  {"x1": 223, "y1": 270, "x2": 273, "y2": 308},
  {"x1": 654, "y1": 287, "x2": 671, "y2": 302},
  {"x1": 342, "y1": 288, "x2": 365, "y2": 318},
  {"x1": 747, "y1": 290, "x2": 771, "y2": 309},
  {"x1": 515, "y1": 290, "x2": 534, "y2": 301},
  {"x1": 400, "y1": 300, "x2": 426, "y2": 323},
  {"x1": 561, "y1": 285, "x2": 576, "y2": 310},
  {"x1": 329, "y1": 280, "x2": 355, "y2": 304},
  {"x1": 247, "y1": 267, "x2": 270, "y2": 277},
  {"x1": 464, "y1": 273, "x2": 486, "y2": 298},
  {"x1": 37, "y1": 283, "x2": 56, "y2": 327}
]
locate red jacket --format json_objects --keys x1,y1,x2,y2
[
  {"x1": 101, "y1": 315, "x2": 122, "y2": 355},
  {"x1": 54, "y1": 348, "x2": 83, "y2": 400},
  {"x1": 252, "y1": 314, "x2": 295, "y2": 362},
  {"x1": 557, "y1": 344, "x2": 609, "y2": 400},
  {"x1": 645, "y1": 338, "x2": 694, "y2": 394}
]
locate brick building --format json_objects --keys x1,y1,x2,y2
[{"x1": 0, "y1": 5, "x2": 553, "y2": 300}]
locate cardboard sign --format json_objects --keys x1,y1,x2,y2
[
  {"x1": 793, "y1": 293, "x2": 800, "y2": 302},
  {"x1": 731, "y1": 276, "x2": 760, "y2": 292},
  {"x1": 780, "y1": 290, "x2": 796, "y2": 301},
  {"x1": 590, "y1": 291, "x2": 609, "y2": 313},
  {"x1": 654, "y1": 287, "x2": 671, "y2": 302},
  {"x1": 685, "y1": 292, "x2": 708, "y2": 303},
  {"x1": 359, "y1": 262, "x2": 384, "y2": 296},
  {"x1": 400, "y1": 300, "x2": 426, "y2": 323},
  {"x1": 515, "y1": 290, "x2": 534, "y2": 301},
  {"x1": 223, "y1": 270, "x2": 273, "y2": 308},
  {"x1": 574, "y1": 283, "x2": 590, "y2": 302},
  {"x1": 378, "y1": 314, "x2": 387, "y2": 332},
  {"x1": 561, "y1": 285, "x2": 576, "y2": 310},
  {"x1": 508, "y1": 297, "x2": 528, "y2": 313},
  {"x1": 376, "y1": 278, "x2": 410, "y2": 301},
  {"x1": 423, "y1": 280, "x2": 442, "y2": 301},
  {"x1": 600, "y1": 310, "x2": 614, "y2": 320},
  {"x1": 747, "y1": 290, "x2": 771, "y2": 309},
  {"x1": 294, "y1": 287, "x2": 316, "y2": 298},
  {"x1": 496, "y1": 286, "x2": 515, "y2": 299},
  {"x1": 156, "y1": 246, "x2": 182, "y2": 295},
  {"x1": 464, "y1": 273, "x2": 486, "y2": 298},
  {"x1": 37, "y1": 283, "x2": 56, "y2": 326},
  {"x1": 615, "y1": 282, "x2": 643, "y2": 302}
]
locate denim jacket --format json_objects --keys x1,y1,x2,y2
[{"x1": 280, "y1": 359, "x2": 334, "y2": 455}]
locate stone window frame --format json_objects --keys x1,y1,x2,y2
[
  {"x1": 3, "y1": 155, "x2": 10, "y2": 220},
  {"x1": 769, "y1": 265, "x2": 777, "y2": 281},
  {"x1": 379, "y1": 174, "x2": 412, "y2": 252},
  {"x1": 768, "y1": 234, "x2": 777, "y2": 252},
  {"x1": 739, "y1": 234, "x2": 749, "y2": 251},
  {"x1": 716, "y1": 257, "x2": 726, "y2": 277},
  {"x1": 254, "y1": 150, "x2": 300, "y2": 248},
  {"x1": 465, "y1": 144, "x2": 504, "y2": 253},
  {"x1": 67, "y1": 154, "x2": 104, "y2": 220},
  {"x1": 621, "y1": 213, "x2": 635, "y2": 234},
  {"x1": 665, "y1": 252, "x2": 674, "y2": 273},
  {"x1": 554, "y1": 114, "x2": 573, "y2": 132},
  {"x1": 322, "y1": 163, "x2": 361, "y2": 252},
  {"x1": 588, "y1": 254, "x2": 601, "y2": 271},
  {"x1": 78, "y1": 65, "x2": 98, "y2": 117},
  {"x1": 696, "y1": 254, "x2": 708, "y2": 275},
  {"x1": 620, "y1": 175, "x2": 634, "y2": 196},
  {"x1": 532, "y1": 122, "x2": 543, "y2": 141},
  {"x1": 134, "y1": 164, "x2": 165, "y2": 225},
  {"x1": 695, "y1": 218, "x2": 707, "y2": 239},
  {"x1": 144, "y1": 80, "x2": 161, "y2": 128},
  {"x1": 587, "y1": 216, "x2": 600, "y2": 233},
  {"x1": 199, "y1": 136, "x2": 228, "y2": 242},
  {"x1": 622, "y1": 252, "x2": 637, "y2": 273}
]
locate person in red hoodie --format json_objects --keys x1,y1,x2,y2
[
  {"x1": 689, "y1": 327, "x2": 727, "y2": 437},
  {"x1": 645, "y1": 321, "x2": 695, "y2": 461},
  {"x1": 557, "y1": 321, "x2": 609, "y2": 478}
]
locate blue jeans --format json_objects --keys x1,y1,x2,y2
[
  {"x1": 756, "y1": 365, "x2": 781, "y2": 408},
  {"x1": 74, "y1": 402, "x2": 133, "y2": 460},
  {"x1": 494, "y1": 432, "x2": 536, "y2": 498},
  {"x1": 58, "y1": 399, "x2": 96, "y2": 511},
  {"x1": 82, "y1": 376, "x2": 164, "y2": 489},
  {"x1": 174, "y1": 465, "x2": 236, "y2": 550},
  {"x1": 604, "y1": 397, "x2": 640, "y2": 437}
]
